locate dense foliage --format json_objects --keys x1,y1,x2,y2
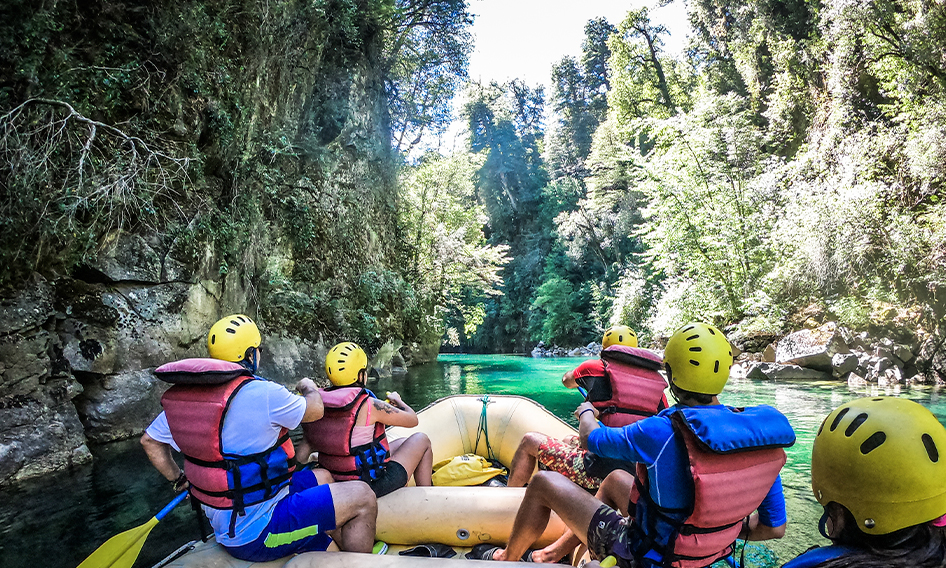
[
  {"x1": 439, "y1": 0, "x2": 945, "y2": 350},
  {"x1": 2, "y1": 0, "x2": 944, "y2": 354},
  {"x1": 0, "y1": 0, "x2": 474, "y2": 352}
]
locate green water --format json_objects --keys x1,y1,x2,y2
[
  {"x1": 374, "y1": 354, "x2": 946, "y2": 567},
  {"x1": 2, "y1": 354, "x2": 942, "y2": 568}
]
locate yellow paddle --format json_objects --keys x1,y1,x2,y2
[{"x1": 77, "y1": 491, "x2": 188, "y2": 568}]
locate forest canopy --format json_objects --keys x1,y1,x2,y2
[{"x1": 1, "y1": 0, "x2": 943, "y2": 354}]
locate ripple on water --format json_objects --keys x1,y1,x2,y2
[{"x1": 3, "y1": 354, "x2": 942, "y2": 568}]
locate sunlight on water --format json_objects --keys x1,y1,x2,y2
[
  {"x1": 1, "y1": 354, "x2": 941, "y2": 568},
  {"x1": 375, "y1": 355, "x2": 946, "y2": 568}
]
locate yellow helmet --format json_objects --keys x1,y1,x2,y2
[
  {"x1": 603, "y1": 326, "x2": 638, "y2": 349},
  {"x1": 325, "y1": 342, "x2": 368, "y2": 386},
  {"x1": 663, "y1": 322, "x2": 732, "y2": 395},
  {"x1": 207, "y1": 315, "x2": 261, "y2": 362},
  {"x1": 811, "y1": 397, "x2": 946, "y2": 535}
]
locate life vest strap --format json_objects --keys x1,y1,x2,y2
[
  {"x1": 600, "y1": 405, "x2": 657, "y2": 417},
  {"x1": 193, "y1": 471, "x2": 294, "y2": 498},
  {"x1": 184, "y1": 432, "x2": 292, "y2": 468}
]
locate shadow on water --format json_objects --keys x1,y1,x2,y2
[{"x1": 2, "y1": 354, "x2": 942, "y2": 568}]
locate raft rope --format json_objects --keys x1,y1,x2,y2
[{"x1": 473, "y1": 395, "x2": 497, "y2": 462}]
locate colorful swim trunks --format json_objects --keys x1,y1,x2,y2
[{"x1": 536, "y1": 435, "x2": 601, "y2": 490}]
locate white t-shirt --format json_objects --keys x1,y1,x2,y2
[{"x1": 146, "y1": 379, "x2": 307, "y2": 546}]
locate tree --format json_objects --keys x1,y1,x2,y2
[
  {"x1": 398, "y1": 152, "x2": 509, "y2": 341},
  {"x1": 609, "y1": 8, "x2": 696, "y2": 123},
  {"x1": 382, "y1": 0, "x2": 474, "y2": 154}
]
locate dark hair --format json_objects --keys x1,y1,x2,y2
[
  {"x1": 814, "y1": 504, "x2": 946, "y2": 567},
  {"x1": 668, "y1": 381, "x2": 714, "y2": 405}
]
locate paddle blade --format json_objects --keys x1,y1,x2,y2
[{"x1": 77, "y1": 516, "x2": 159, "y2": 568}]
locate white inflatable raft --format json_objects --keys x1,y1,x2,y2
[{"x1": 157, "y1": 395, "x2": 577, "y2": 568}]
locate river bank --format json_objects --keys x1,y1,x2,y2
[{"x1": 530, "y1": 321, "x2": 945, "y2": 388}]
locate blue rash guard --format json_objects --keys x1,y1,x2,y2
[{"x1": 586, "y1": 404, "x2": 787, "y2": 566}]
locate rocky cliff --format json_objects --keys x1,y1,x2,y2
[{"x1": 0, "y1": 0, "x2": 432, "y2": 484}]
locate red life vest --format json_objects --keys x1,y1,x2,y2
[
  {"x1": 629, "y1": 406, "x2": 793, "y2": 568},
  {"x1": 160, "y1": 376, "x2": 296, "y2": 513},
  {"x1": 302, "y1": 386, "x2": 390, "y2": 482},
  {"x1": 590, "y1": 345, "x2": 668, "y2": 427}
]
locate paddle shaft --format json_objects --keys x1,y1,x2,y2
[{"x1": 157, "y1": 491, "x2": 189, "y2": 520}]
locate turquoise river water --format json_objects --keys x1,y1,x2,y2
[{"x1": 2, "y1": 354, "x2": 944, "y2": 568}]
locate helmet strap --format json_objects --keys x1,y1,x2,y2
[
  {"x1": 667, "y1": 378, "x2": 681, "y2": 405},
  {"x1": 819, "y1": 510, "x2": 831, "y2": 539}
]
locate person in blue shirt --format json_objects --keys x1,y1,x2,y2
[
  {"x1": 469, "y1": 322, "x2": 791, "y2": 567},
  {"x1": 782, "y1": 397, "x2": 946, "y2": 568}
]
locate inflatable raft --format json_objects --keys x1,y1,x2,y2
[{"x1": 157, "y1": 395, "x2": 577, "y2": 568}]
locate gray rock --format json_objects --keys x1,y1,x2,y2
[
  {"x1": 265, "y1": 335, "x2": 327, "y2": 387},
  {"x1": 892, "y1": 343, "x2": 913, "y2": 363},
  {"x1": 0, "y1": 279, "x2": 54, "y2": 335},
  {"x1": 0, "y1": 330, "x2": 52, "y2": 393},
  {"x1": 775, "y1": 323, "x2": 850, "y2": 371},
  {"x1": 761, "y1": 344, "x2": 776, "y2": 362},
  {"x1": 831, "y1": 352, "x2": 858, "y2": 378},
  {"x1": 744, "y1": 362, "x2": 833, "y2": 381},
  {"x1": 92, "y1": 231, "x2": 163, "y2": 283},
  {"x1": 905, "y1": 373, "x2": 926, "y2": 385},
  {"x1": 846, "y1": 372, "x2": 868, "y2": 387},
  {"x1": 877, "y1": 367, "x2": 903, "y2": 387},
  {"x1": 0, "y1": 383, "x2": 91, "y2": 484},
  {"x1": 73, "y1": 369, "x2": 170, "y2": 443}
]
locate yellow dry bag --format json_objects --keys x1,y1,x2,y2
[{"x1": 431, "y1": 454, "x2": 507, "y2": 487}]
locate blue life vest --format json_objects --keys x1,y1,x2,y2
[{"x1": 781, "y1": 545, "x2": 853, "y2": 567}]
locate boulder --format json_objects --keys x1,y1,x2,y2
[
  {"x1": 914, "y1": 337, "x2": 946, "y2": 384},
  {"x1": 892, "y1": 343, "x2": 914, "y2": 364},
  {"x1": 727, "y1": 330, "x2": 779, "y2": 353},
  {"x1": 775, "y1": 323, "x2": 850, "y2": 371},
  {"x1": 831, "y1": 352, "x2": 858, "y2": 378},
  {"x1": 846, "y1": 372, "x2": 868, "y2": 387},
  {"x1": 761, "y1": 344, "x2": 776, "y2": 362},
  {"x1": 744, "y1": 362, "x2": 833, "y2": 381},
  {"x1": 73, "y1": 369, "x2": 169, "y2": 443},
  {"x1": 0, "y1": 383, "x2": 91, "y2": 483}
]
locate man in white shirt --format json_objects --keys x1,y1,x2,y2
[{"x1": 141, "y1": 315, "x2": 377, "y2": 561}]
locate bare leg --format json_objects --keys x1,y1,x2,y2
[
  {"x1": 324, "y1": 480, "x2": 377, "y2": 552},
  {"x1": 295, "y1": 439, "x2": 314, "y2": 464},
  {"x1": 389, "y1": 433, "x2": 433, "y2": 486},
  {"x1": 532, "y1": 469, "x2": 635, "y2": 562},
  {"x1": 492, "y1": 471, "x2": 603, "y2": 562},
  {"x1": 507, "y1": 432, "x2": 548, "y2": 487},
  {"x1": 312, "y1": 467, "x2": 335, "y2": 485}
]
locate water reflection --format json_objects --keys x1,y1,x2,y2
[{"x1": 0, "y1": 354, "x2": 941, "y2": 568}]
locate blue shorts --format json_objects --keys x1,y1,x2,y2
[{"x1": 225, "y1": 468, "x2": 337, "y2": 562}]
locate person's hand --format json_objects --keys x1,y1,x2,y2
[
  {"x1": 386, "y1": 391, "x2": 404, "y2": 408},
  {"x1": 574, "y1": 401, "x2": 598, "y2": 420},
  {"x1": 296, "y1": 378, "x2": 317, "y2": 394}
]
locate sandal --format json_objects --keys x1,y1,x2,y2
[
  {"x1": 399, "y1": 543, "x2": 457, "y2": 558},
  {"x1": 521, "y1": 549, "x2": 570, "y2": 563},
  {"x1": 467, "y1": 544, "x2": 502, "y2": 561}
]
